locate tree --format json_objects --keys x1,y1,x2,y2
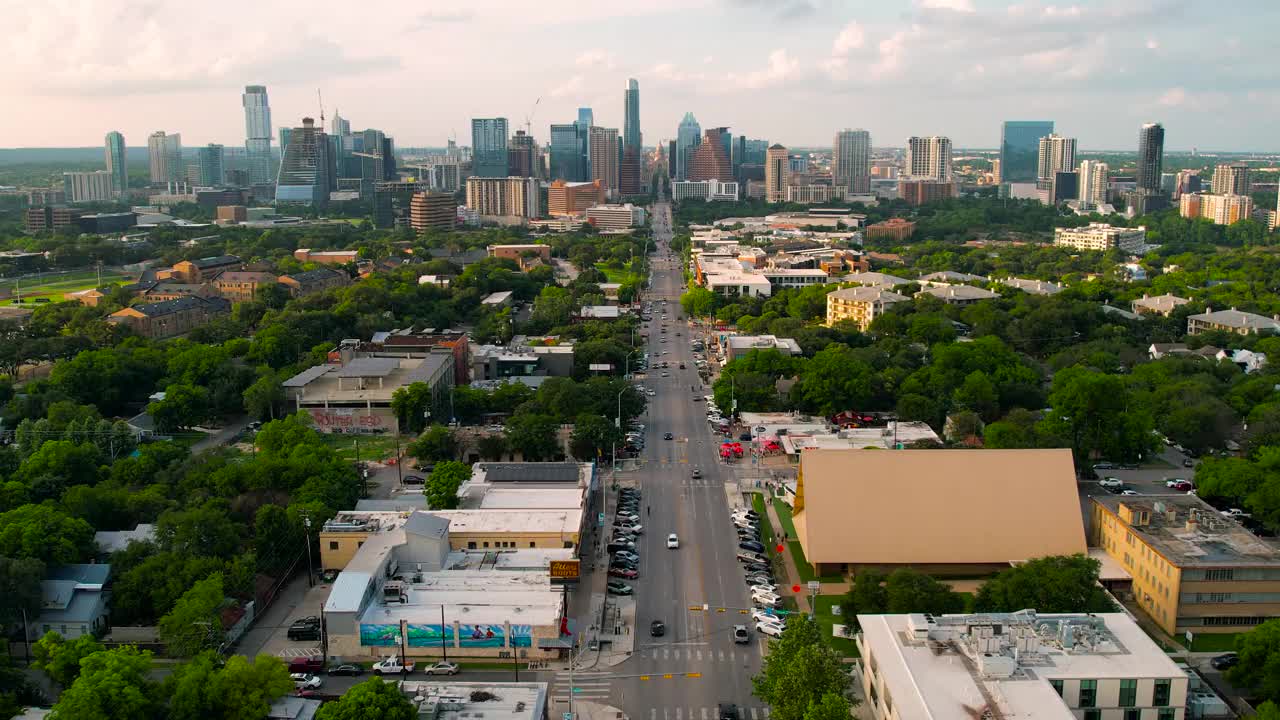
[
  {"x1": 794, "y1": 344, "x2": 878, "y2": 417},
  {"x1": 680, "y1": 287, "x2": 718, "y2": 318},
  {"x1": 953, "y1": 371, "x2": 1000, "y2": 422},
  {"x1": 49, "y1": 646, "x2": 158, "y2": 720},
  {"x1": 0, "y1": 505, "x2": 95, "y2": 564},
  {"x1": 148, "y1": 384, "x2": 212, "y2": 432},
  {"x1": 1228, "y1": 619, "x2": 1280, "y2": 704},
  {"x1": 164, "y1": 651, "x2": 220, "y2": 720},
  {"x1": 569, "y1": 413, "x2": 622, "y2": 461},
  {"x1": 884, "y1": 569, "x2": 965, "y2": 615},
  {"x1": 243, "y1": 369, "x2": 287, "y2": 421},
  {"x1": 156, "y1": 501, "x2": 243, "y2": 560},
  {"x1": 752, "y1": 614, "x2": 854, "y2": 720},
  {"x1": 0, "y1": 556, "x2": 45, "y2": 629},
  {"x1": 158, "y1": 573, "x2": 227, "y2": 657},
  {"x1": 32, "y1": 631, "x2": 105, "y2": 687},
  {"x1": 1039, "y1": 367, "x2": 1156, "y2": 464},
  {"x1": 18, "y1": 440, "x2": 102, "y2": 489},
  {"x1": 803, "y1": 692, "x2": 854, "y2": 720},
  {"x1": 315, "y1": 677, "x2": 416, "y2": 720},
  {"x1": 425, "y1": 461, "x2": 470, "y2": 510},
  {"x1": 476, "y1": 433, "x2": 510, "y2": 461},
  {"x1": 409, "y1": 425, "x2": 458, "y2": 463},
  {"x1": 974, "y1": 555, "x2": 1116, "y2": 614},
  {"x1": 842, "y1": 569, "x2": 887, "y2": 626},
  {"x1": 506, "y1": 413, "x2": 561, "y2": 460},
  {"x1": 209, "y1": 654, "x2": 294, "y2": 720},
  {"x1": 253, "y1": 505, "x2": 298, "y2": 573}
]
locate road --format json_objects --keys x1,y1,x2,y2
[{"x1": 598, "y1": 201, "x2": 769, "y2": 720}]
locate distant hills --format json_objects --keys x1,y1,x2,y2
[{"x1": 0, "y1": 147, "x2": 151, "y2": 166}]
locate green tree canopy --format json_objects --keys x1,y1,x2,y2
[
  {"x1": 974, "y1": 555, "x2": 1116, "y2": 614},
  {"x1": 425, "y1": 461, "x2": 470, "y2": 510},
  {"x1": 49, "y1": 645, "x2": 158, "y2": 720},
  {"x1": 315, "y1": 677, "x2": 417, "y2": 720},
  {"x1": 752, "y1": 614, "x2": 854, "y2": 720},
  {"x1": 157, "y1": 572, "x2": 227, "y2": 657},
  {"x1": 408, "y1": 425, "x2": 459, "y2": 463},
  {"x1": 32, "y1": 631, "x2": 106, "y2": 687},
  {"x1": 0, "y1": 505, "x2": 95, "y2": 564},
  {"x1": 1228, "y1": 619, "x2": 1280, "y2": 704}
]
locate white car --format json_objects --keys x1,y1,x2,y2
[
  {"x1": 751, "y1": 609, "x2": 782, "y2": 624},
  {"x1": 616, "y1": 524, "x2": 644, "y2": 534},
  {"x1": 1120, "y1": 489, "x2": 1140, "y2": 496},
  {"x1": 750, "y1": 583, "x2": 778, "y2": 594},
  {"x1": 752, "y1": 591, "x2": 781, "y2": 605},
  {"x1": 291, "y1": 673, "x2": 323, "y2": 690},
  {"x1": 646, "y1": 390, "x2": 657, "y2": 397},
  {"x1": 667, "y1": 533, "x2": 680, "y2": 549},
  {"x1": 756, "y1": 621, "x2": 784, "y2": 638}
]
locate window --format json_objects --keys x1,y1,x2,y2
[
  {"x1": 1049, "y1": 679, "x2": 1063, "y2": 697},
  {"x1": 1153, "y1": 679, "x2": 1171, "y2": 707},
  {"x1": 1125, "y1": 711, "x2": 1141, "y2": 720},
  {"x1": 1079, "y1": 679, "x2": 1097, "y2": 708},
  {"x1": 1084, "y1": 711, "x2": 1101, "y2": 720},
  {"x1": 1205, "y1": 568, "x2": 1234, "y2": 581},
  {"x1": 468, "y1": 541, "x2": 476, "y2": 549},
  {"x1": 483, "y1": 542, "x2": 489, "y2": 548},
  {"x1": 1157, "y1": 710, "x2": 1175, "y2": 720},
  {"x1": 328, "y1": 541, "x2": 339, "y2": 550},
  {"x1": 357, "y1": 541, "x2": 364, "y2": 548},
  {"x1": 1119, "y1": 679, "x2": 1137, "y2": 707}
]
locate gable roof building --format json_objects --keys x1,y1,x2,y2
[
  {"x1": 1131, "y1": 293, "x2": 1190, "y2": 317},
  {"x1": 38, "y1": 564, "x2": 112, "y2": 639},
  {"x1": 1187, "y1": 307, "x2": 1280, "y2": 336}
]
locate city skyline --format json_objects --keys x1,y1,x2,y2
[{"x1": 3, "y1": 1, "x2": 1279, "y2": 151}]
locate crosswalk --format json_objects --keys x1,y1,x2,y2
[
  {"x1": 648, "y1": 707, "x2": 771, "y2": 720},
  {"x1": 636, "y1": 646, "x2": 756, "y2": 663},
  {"x1": 551, "y1": 670, "x2": 613, "y2": 704}
]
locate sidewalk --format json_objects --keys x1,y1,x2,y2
[{"x1": 760, "y1": 492, "x2": 810, "y2": 614}]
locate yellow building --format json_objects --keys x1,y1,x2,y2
[
  {"x1": 1091, "y1": 495, "x2": 1280, "y2": 636},
  {"x1": 824, "y1": 286, "x2": 908, "y2": 330}
]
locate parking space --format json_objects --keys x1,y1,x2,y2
[{"x1": 1087, "y1": 446, "x2": 1199, "y2": 495}]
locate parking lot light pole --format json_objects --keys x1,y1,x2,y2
[{"x1": 303, "y1": 517, "x2": 314, "y2": 588}]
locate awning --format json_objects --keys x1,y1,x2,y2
[{"x1": 537, "y1": 619, "x2": 579, "y2": 649}]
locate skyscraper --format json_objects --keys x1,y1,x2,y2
[
  {"x1": 147, "y1": 131, "x2": 183, "y2": 184},
  {"x1": 276, "y1": 117, "x2": 333, "y2": 207},
  {"x1": 589, "y1": 127, "x2": 620, "y2": 194},
  {"x1": 550, "y1": 123, "x2": 586, "y2": 181},
  {"x1": 1000, "y1": 121, "x2": 1053, "y2": 184},
  {"x1": 1037, "y1": 134, "x2": 1076, "y2": 182},
  {"x1": 1077, "y1": 160, "x2": 1109, "y2": 208},
  {"x1": 765, "y1": 144, "x2": 789, "y2": 203},
  {"x1": 905, "y1": 136, "x2": 952, "y2": 179},
  {"x1": 471, "y1": 118, "x2": 510, "y2": 178},
  {"x1": 1210, "y1": 162, "x2": 1249, "y2": 195},
  {"x1": 1136, "y1": 122, "x2": 1165, "y2": 193},
  {"x1": 197, "y1": 144, "x2": 225, "y2": 186},
  {"x1": 578, "y1": 108, "x2": 594, "y2": 127},
  {"x1": 623, "y1": 79, "x2": 641, "y2": 151},
  {"x1": 331, "y1": 110, "x2": 351, "y2": 137},
  {"x1": 242, "y1": 85, "x2": 273, "y2": 185},
  {"x1": 104, "y1": 131, "x2": 127, "y2": 197},
  {"x1": 675, "y1": 113, "x2": 701, "y2": 181},
  {"x1": 688, "y1": 128, "x2": 731, "y2": 182},
  {"x1": 833, "y1": 129, "x2": 872, "y2": 194},
  {"x1": 508, "y1": 130, "x2": 537, "y2": 178}
]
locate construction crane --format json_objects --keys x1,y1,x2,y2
[
  {"x1": 317, "y1": 89, "x2": 325, "y2": 126},
  {"x1": 524, "y1": 97, "x2": 541, "y2": 135}
]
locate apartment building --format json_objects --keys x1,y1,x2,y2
[
  {"x1": 1092, "y1": 495, "x2": 1280, "y2": 636},
  {"x1": 905, "y1": 136, "x2": 952, "y2": 179},
  {"x1": 408, "y1": 192, "x2": 456, "y2": 232},
  {"x1": 864, "y1": 218, "x2": 915, "y2": 241},
  {"x1": 1131, "y1": 294, "x2": 1190, "y2": 317},
  {"x1": 825, "y1": 286, "x2": 909, "y2": 330},
  {"x1": 1180, "y1": 193, "x2": 1254, "y2": 226},
  {"x1": 1053, "y1": 223, "x2": 1148, "y2": 253},
  {"x1": 899, "y1": 179, "x2": 956, "y2": 206},
  {"x1": 466, "y1": 176, "x2": 541, "y2": 220},
  {"x1": 1186, "y1": 306, "x2": 1280, "y2": 336},
  {"x1": 764, "y1": 144, "x2": 789, "y2": 203},
  {"x1": 547, "y1": 180, "x2": 604, "y2": 216},
  {"x1": 916, "y1": 284, "x2": 999, "y2": 305}
]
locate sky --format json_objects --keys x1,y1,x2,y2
[{"x1": 3, "y1": 0, "x2": 1279, "y2": 151}]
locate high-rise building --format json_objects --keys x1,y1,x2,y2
[
  {"x1": 331, "y1": 110, "x2": 351, "y2": 137},
  {"x1": 1077, "y1": 160, "x2": 1109, "y2": 208},
  {"x1": 275, "y1": 117, "x2": 333, "y2": 207},
  {"x1": 356, "y1": 129, "x2": 396, "y2": 197},
  {"x1": 1037, "y1": 134, "x2": 1076, "y2": 204},
  {"x1": 620, "y1": 148, "x2": 642, "y2": 196},
  {"x1": 1180, "y1": 193, "x2": 1254, "y2": 226},
  {"x1": 1210, "y1": 162, "x2": 1249, "y2": 195},
  {"x1": 675, "y1": 112, "x2": 701, "y2": 180},
  {"x1": 1174, "y1": 170, "x2": 1201, "y2": 198},
  {"x1": 409, "y1": 192, "x2": 457, "y2": 232},
  {"x1": 1137, "y1": 122, "x2": 1165, "y2": 193},
  {"x1": 508, "y1": 130, "x2": 537, "y2": 178},
  {"x1": 62, "y1": 171, "x2": 114, "y2": 203},
  {"x1": 548, "y1": 180, "x2": 605, "y2": 216},
  {"x1": 147, "y1": 131, "x2": 183, "y2": 184},
  {"x1": 905, "y1": 136, "x2": 952, "y2": 179},
  {"x1": 623, "y1": 79, "x2": 641, "y2": 152},
  {"x1": 578, "y1": 108, "x2": 594, "y2": 127},
  {"x1": 278, "y1": 128, "x2": 292, "y2": 157},
  {"x1": 549, "y1": 123, "x2": 587, "y2": 181},
  {"x1": 471, "y1": 118, "x2": 510, "y2": 177},
  {"x1": 765, "y1": 144, "x2": 789, "y2": 203},
  {"x1": 588, "y1": 127, "x2": 620, "y2": 194},
  {"x1": 465, "y1": 176, "x2": 540, "y2": 219},
  {"x1": 197, "y1": 144, "x2": 225, "y2": 186},
  {"x1": 833, "y1": 129, "x2": 872, "y2": 194},
  {"x1": 242, "y1": 85, "x2": 273, "y2": 185},
  {"x1": 999, "y1": 121, "x2": 1053, "y2": 183},
  {"x1": 104, "y1": 131, "x2": 127, "y2": 197},
  {"x1": 688, "y1": 128, "x2": 732, "y2": 182}
]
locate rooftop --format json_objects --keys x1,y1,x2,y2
[
  {"x1": 1132, "y1": 293, "x2": 1190, "y2": 312},
  {"x1": 916, "y1": 285, "x2": 999, "y2": 302},
  {"x1": 94, "y1": 524, "x2": 156, "y2": 554},
  {"x1": 283, "y1": 354, "x2": 452, "y2": 402},
  {"x1": 1189, "y1": 307, "x2": 1280, "y2": 332},
  {"x1": 483, "y1": 290, "x2": 514, "y2": 305},
  {"x1": 918, "y1": 270, "x2": 989, "y2": 284},
  {"x1": 398, "y1": 681, "x2": 547, "y2": 720},
  {"x1": 841, "y1": 271, "x2": 910, "y2": 287},
  {"x1": 725, "y1": 335, "x2": 802, "y2": 354},
  {"x1": 1092, "y1": 494, "x2": 1280, "y2": 567},
  {"x1": 827, "y1": 286, "x2": 909, "y2": 303},
  {"x1": 999, "y1": 277, "x2": 1063, "y2": 295}
]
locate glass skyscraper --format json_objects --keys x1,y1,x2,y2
[
  {"x1": 197, "y1": 144, "x2": 224, "y2": 186},
  {"x1": 675, "y1": 112, "x2": 701, "y2": 180},
  {"x1": 1000, "y1": 121, "x2": 1053, "y2": 184},
  {"x1": 242, "y1": 85, "x2": 273, "y2": 185},
  {"x1": 276, "y1": 117, "x2": 333, "y2": 207},
  {"x1": 471, "y1": 118, "x2": 510, "y2": 178},
  {"x1": 1137, "y1": 122, "x2": 1165, "y2": 192},
  {"x1": 623, "y1": 79, "x2": 641, "y2": 151},
  {"x1": 104, "y1": 131, "x2": 126, "y2": 197},
  {"x1": 550, "y1": 123, "x2": 584, "y2": 181}
]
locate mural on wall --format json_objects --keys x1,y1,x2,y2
[
  {"x1": 510, "y1": 625, "x2": 533, "y2": 647},
  {"x1": 360, "y1": 622, "x2": 531, "y2": 648},
  {"x1": 360, "y1": 623, "x2": 456, "y2": 647},
  {"x1": 458, "y1": 624, "x2": 505, "y2": 648}
]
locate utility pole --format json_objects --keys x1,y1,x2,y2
[
  {"x1": 303, "y1": 517, "x2": 314, "y2": 587},
  {"x1": 440, "y1": 605, "x2": 449, "y2": 662}
]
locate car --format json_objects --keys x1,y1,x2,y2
[
  {"x1": 1164, "y1": 478, "x2": 1188, "y2": 488},
  {"x1": 1120, "y1": 489, "x2": 1141, "y2": 496},
  {"x1": 646, "y1": 390, "x2": 657, "y2": 396},
  {"x1": 1169, "y1": 481, "x2": 1193, "y2": 492},
  {"x1": 288, "y1": 623, "x2": 321, "y2": 641},
  {"x1": 607, "y1": 542, "x2": 636, "y2": 554},
  {"x1": 733, "y1": 625, "x2": 750, "y2": 644},
  {"x1": 291, "y1": 673, "x2": 323, "y2": 690},
  {"x1": 609, "y1": 567, "x2": 639, "y2": 579},
  {"x1": 750, "y1": 582, "x2": 779, "y2": 593},
  {"x1": 745, "y1": 574, "x2": 774, "y2": 585},
  {"x1": 422, "y1": 661, "x2": 460, "y2": 676},
  {"x1": 739, "y1": 541, "x2": 765, "y2": 553},
  {"x1": 289, "y1": 657, "x2": 326, "y2": 674},
  {"x1": 744, "y1": 563, "x2": 770, "y2": 573},
  {"x1": 1093, "y1": 462, "x2": 1115, "y2": 470},
  {"x1": 1098, "y1": 477, "x2": 1123, "y2": 489},
  {"x1": 606, "y1": 581, "x2": 634, "y2": 595},
  {"x1": 610, "y1": 560, "x2": 638, "y2": 572},
  {"x1": 326, "y1": 663, "x2": 363, "y2": 676},
  {"x1": 719, "y1": 704, "x2": 740, "y2": 720},
  {"x1": 751, "y1": 608, "x2": 781, "y2": 624},
  {"x1": 402, "y1": 475, "x2": 426, "y2": 485},
  {"x1": 756, "y1": 621, "x2": 783, "y2": 638},
  {"x1": 1182, "y1": 457, "x2": 1196, "y2": 467},
  {"x1": 614, "y1": 550, "x2": 640, "y2": 562},
  {"x1": 667, "y1": 533, "x2": 680, "y2": 549},
  {"x1": 1210, "y1": 653, "x2": 1239, "y2": 670},
  {"x1": 615, "y1": 524, "x2": 644, "y2": 535},
  {"x1": 752, "y1": 588, "x2": 781, "y2": 601},
  {"x1": 650, "y1": 620, "x2": 666, "y2": 637},
  {"x1": 737, "y1": 528, "x2": 760, "y2": 539},
  {"x1": 691, "y1": 469, "x2": 702, "y2": 479},
  {"x1": 734, "y1": 509, "x2": 760, "y2": 520},
  {"x1": 734, "y1": 521, "x2": 758, "y2": 531},
  {"x1": 679, "y1": 363, "x2": 686, "y2": 369},
  {"x1": 1222, "y1": 508, "x2": 1252, "y2": 519},
  {"x1": 616, "y1": 513, "x2": 641, "y2": 523},
  {"x1": 738, "y1": 554, "x2": 766, "y2": 565},
  {"x1": 664, "y1": 432, "x2": 674, "y2": 440}
]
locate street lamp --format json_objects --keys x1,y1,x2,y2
[{"x1": 303, "y1": 516, "x2": 314, "y2": 588}]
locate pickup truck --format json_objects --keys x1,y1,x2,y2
[{"x1": 372, "y1": 656, "x2": 416, "y2": 675}]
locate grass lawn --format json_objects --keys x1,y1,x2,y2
[
  {"x1": 813, "y1": 595, "x2": 860, "y2": 657},
  {"x1": 772, "y1": 499, "x2": 796, "y2": 538},
  {"x1": 769, "y1": 499, "x2": 842, "y2": 584},
  {"x1": 323, "y1": 434, "x2": 402, "y2": 463},
  {"x1": 0, "y1": 270, "x2": 131, "y2": 305},
  {"x1": 1188, "y1": 633, "x2": 1242, "y2": 653},
  {"x1": 593, "y1": 263, "x2": 641, "y2": 285}
]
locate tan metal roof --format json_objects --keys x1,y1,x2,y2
[{"x1": 794, "y1": 448, "x2": 1086, "y2": 566}]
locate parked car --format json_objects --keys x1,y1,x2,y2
[
  {"x1": 372, "y1": 656, "x2": 415, "y2": 675},
  {"x1": 607, "y1": 541, "x2": 636, "y2": 553},
  {"x1": 664, "y1": 432, "x2": 674, "y2": 440},
  {"x1": 691, "y1": 469, "x2": 702, "y2": 479},
  {"x1": 743, "y1": 563, "x2": 770, "y2": 574},
  {"x1": 755, "y1": 621, "x2": 783, "y2": 638},
  {"x1": 751, "y1": 608, "x2": 781, "y2": 624},
  {"x1": 1183, "y1": 458, "x2": 1196, "y2": 468},
  {"x1": 1210, "y1": 653, "x2": 1240, "y2": 670},
  {"x1": 606, "y1": 581, "x2": 634, "y2": 596},
  {"x1": 327, "y1": 664, "x2": 363, "y2": 676},
  {"x1": 291, "y1": 673, "x2": 323, "y2": 690},
  {"x1": 289, "y1": 657, "x2": 325, "y2": 674},
  {"x1": 422, "y1": 661, "x2": 460, "y2": 676},
  {"x1": 1120, "y1": 489, "x2": 1140, "y2": 496},
  {"x1": 733, "y1": 625, "x2": 751, "y2": 644},
  {"x1": 615, "y1": 524, "x2": 644, "y2": 535},
  {"x1": 739, "y1": 541, "x2": 765, "y2": 553},
  {"x1": 609, "y1": 567, "x2": 639, "y2": 580},
  {"x1": 288, "y1": 620, "x2": 321, "y2": 641},
  {"x1": 1098, "y1": 477, "x2": 1122, "y2": 489},
  {"x1": 737, "y1": 552, "x2": 766, "y2": 564},
  {"x1": 402, "y1": 475, "x2": 426, "y2": 486}
]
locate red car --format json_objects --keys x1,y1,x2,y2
[{"x1": 609, "y1": 567, "x2": 639, "y2": 579}]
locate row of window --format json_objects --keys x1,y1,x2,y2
[
  {"x1": 1050, "y1": 678, "x2": 1172, "y2": 708},
  {"x1": 1182, "y1": 592, "x2": 1280, "y2": 604}
]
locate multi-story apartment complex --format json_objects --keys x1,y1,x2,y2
[
  {"x1": 470, "y1": 118, "x2": 510, "y2": 178},
  {"x1": 1078, "y1": 160, "x2": 1109, "y2": 208},
  {"x1": 588, "y1": 126, "x2": 619, "y2": 193},
  {"x1": 905, "y1": 136, "x2": 952, "y2": 179},
  {"x1": 147, "y1": 131, "x2": 183, "y2": 184},
  {"x1": 1179, "y1": 192, "x2": 1253, "y2": 226},
  {"x1": 1037, "y1": 134, "x2": 1077, "y2": 184},
  {"x1": 1053, "y1": 223, "x2": 1147, "y2": 253},
  {"x1": 62, "y1": 171, "x2": 114, "y2": 203},
  {"x1": 687, "y1": 127, "x2": 732, "y2": 182},
  {"x1": 764, "y1": 144, "x2": 789, "y2": 203},
  {"x1": 832, "y1": 129, "x2": 871, "y2": 194},
  {"x1": 671, "y1": 179, "x2": 739, "y2": 202},
  {"x1": 409, "y1": 192, "x2": 457, "y2": 232},
  {"x1": 899, "y1": 179, "x2": 956, "y2": 206},
  {"x1": 548, "y1": 180, "x2": 605, "y2": 216},
  {"x1": 465, "y1": 177, "x2": 541, "y2": 220},
  {"x1": 1186, "y1": 306, "x2": 1280, "y2": 336},
  {"x1": 825, "y1": 286, "x2": 908, "y2": 330},
  {"x1": 1210, "y1": 162, "x2": 1249, "y2": 195},
  {"x1": 999, "y1": 120, "x2": 1054, "y2": 184},
  {"x1": 241, "y1": 85, "x2": 273, "y2": 184},
  {"x1": 1092, "y1": 495, "x2": 1280, "y2": 636},
  {"x1": 104, "y1": 131, "x2": 127, "y2": 197},
  {"x1": 857, "y1": 611, "x2": 1189, "y2": 720},
  {"x1": 1137, "y1": 122, "x2": 1165, "y2": 193}
]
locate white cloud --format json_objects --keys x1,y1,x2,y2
[
  {"x1": 727, "y1": 49, "x2": 800, "y2": 90},
  {"x1": 575, "y1": 49, "x2": 617, "y2": 71},
  {"x1": 1146, "y1": 39, "x2": 1159, "y2": 50},
  {"x1": 1158, "y1": 87, "x2": 1187, "y2": 106},
  {"x1": 549, "y1": 75, "x2": 585, "y2": 98},
  {"x1": 917, "y1": 0, "x2": 975, "y2": 12},
  {"x1": 832, "y1": 21, "x2": 865, "y2": 55}
]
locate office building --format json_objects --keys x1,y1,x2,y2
[
  {"x1": 465, "y1": 177, "x2": 541, "y2": 220},
  {"x1": 1180, "y1": 193, "x2": 1254, "y2": 226},
  {"x1": 284, "y1": 353, "x2": 454, "y2": 435},
  {"x1": 197, "y1": 144, "x2": 225, "y2": 187},
  {"x1": 824, "y1": 286, "x2": 908, "y2": 330},
  {"x1": 999, "y1": 120, "x2": 1054, "y2": 183},
  {"x1": 1053, "y1": 223, "x2": 1147, "y2": 253},
  {"x1": 471, "y1": 118, "x2": 510, "y2": 178},
  {"x1": 586, "y1": 203, "x2": 645, "y2": 231},
  {"x1": 588, "y1": 127, "x2": 619, "y2": 193},
  {"x1": 24, "y1": 206, "x2": 82, "y2": 232},
  {"x1": 1078, "y1": 160, "x2": 1109, "y2": 208},
  {"x1": 623, "y1": 78, "x2": 641, "y2": 152},
  {"x1": 549, "y1": 123, "x2": 587, "y2": 181},
  {"x1": 104, "y1": 131, "x2": 127, "y2": 197},
  {"x1": 1092, "y1": 494, "x2": 1280, "y2": 636},
  {"x1": 409, "y1": 192, "x2": 457, "y2": 232},
  {"x1": 548, "y1": 180, "x2": 604, "y2": 216},
  {"x1": 242, "y1": 85, "x2": 273, "y2": 184},
  {"x1": 620, "y1": 147, "x2": 642, "y2": 196},
  {"x1": 1047, "y1": 171, "x2": 1079, "y2": 205},
  {"x1": 905, "y1": 136, "x2": 952, "y2": 179},
  {"x1": 786, "y1": 184, "x2": 843, "y2": 204},
  {"x1": 671, "y1": 179, "x2": 739, "y2": 202},
  {"x1": 62, "y1": 171, "x2": 114, "y2": 203},
  {"x1": 1210, "y1": 162, "x2": 1249, "y2": 195},
  {"x1": 147, "y1": 131, "x2": 183, "y2": 184},
  {"x1": 688, "y1": 128, "x2": 732, "y2": 183},
  {"x1": 857, "y1": 611, "x2": 1188, "y2": 720},
  {"x1": 793, "y1": 449, "x2": 1084, "y2": 575},
  {"x1": 508, "y1": 130, "x2": 537, "y2": 178},
  {"x1": 764, "y1": 144, "x2": 789, "y2": 203},
  {"x1": 864, "y1": 218, "x2": 916, "y2": 241},
  {"x1": 833, "y1": 129, "x2": 871, "y2": 194},
  {"x1": 275, "y1": 117, "x2": 333, "y2": 207},
  {"x1": 675, "y1": 112, "x2": 702, "y2": 180},
  {"x1": 331, "y1": 110, "x2": 350, "y2": 137},
  {"x1": 1137, "y1": 122, "x2": 1165, "y2": 193},
  {"x1": 899, "y1": 179, "x2": 956, "y2": 206}
]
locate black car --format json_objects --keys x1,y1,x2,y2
[
  {"x1": 610, "y1": 560, "x2": 638, "y2": 571},
  {"x1": 650, "y1": 620, "x2": 666, "y2": 637},
  {"x1": 739, "y1": 541, "x2": 766, "y2": 553},
  {"x1": 743, "y1": 563, "x2": 770, "y2": 573},
  {"x1": 402, "y1": 475, "x2": 426, "y2": 485},
  {"x1": 663, "y1": 432, "x2": 674, "y2": 440},
  {"x1": 1210, "y1": 653, "x2": 1239, "y2": 670},
  {"x1": 328, "y1": 664, "x2": 363, "y2": 676},
  {"x1": 288, "y1": 622, "x2": 321, "y2": 641}
]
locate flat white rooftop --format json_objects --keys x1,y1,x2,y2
[
  {"x1": 359, "y1": 570, "x2": 561, "y2": 627},
  {"x1": 473, "y1": 487, "x2": 586, "y2": 510}
]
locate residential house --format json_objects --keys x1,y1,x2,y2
[
  {"x1": 37, "y1": 564, "x2": 112, "y2": 639},
  {"x1": 1132, "y1": 293, "x2": 1191, "y2": 317},
  {"x1": 915, "y1": 284, "x2": 999, "y2": 305},
  {"x1": 1187, "y1": 307, "x2": 1280, "y2": 336}
]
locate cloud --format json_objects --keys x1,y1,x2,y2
[
  {"x1": 412, "y1": 7, "x2": 474, "y2": 27},
  {"x1": 832, "y1": 22, "x2": 865, "y2": 55},
  {"x1": 917, "y1": 0, "x2": 975, "y2": 12},
  {"x1": 725, "y1": 0, "x2": 829, "y2": 20},
  {"x1": 1158, "y1": 87, "x2": 1187, "y2": 106},
  {"x1": 549, "y1": 75, "x2": 585, "y2": 98},
  {"x1": 645, "y1": 63, "x2": 706, "y2": 85},
  {"x1": 575, "y1": 49, "x2": 617, "y2": 71},
  {"x1": 727, "y1": 49, "x2": 800, "y2": 90},
  {"x1": 1146, "y1": 39, "x2": 1159, "y2": 50}
]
